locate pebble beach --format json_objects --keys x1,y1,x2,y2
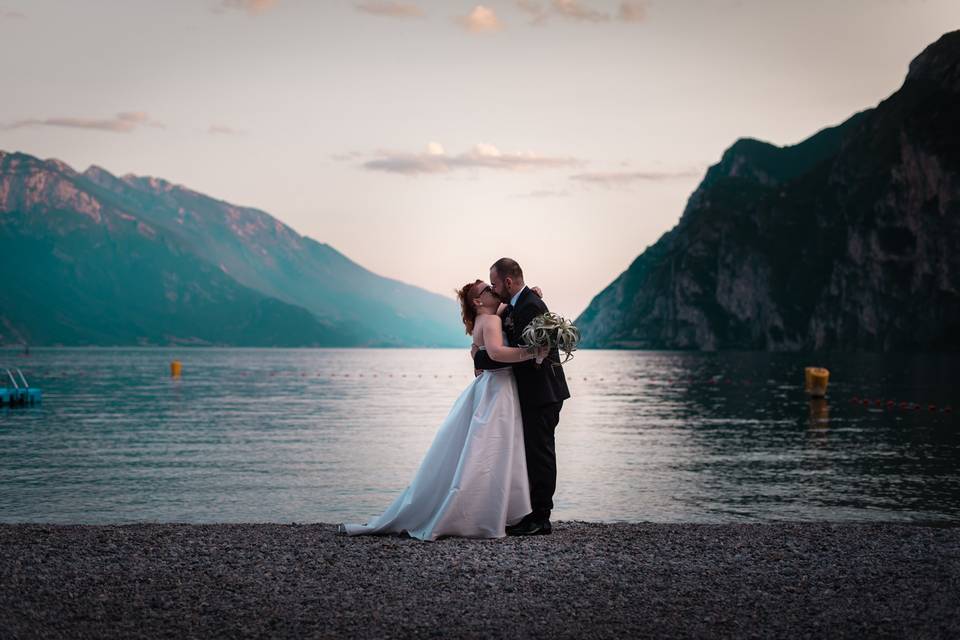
[{"x1": 1, "y1": 521, "x2": 958, "y2": 639}]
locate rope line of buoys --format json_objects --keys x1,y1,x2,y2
[
  {"x1": 19, "y1": 367, "x2": 959, "y2": 418},
  {"x1": 850, "y1": 395, "x2": 953, "y2": 414},
  {"x1": 23, "y1": 370, "x2": 798, "y2": 386},
  {"x1": 161, "y1": 368, "x2": 957, "y2": 417},
  {"x1": 181, "y1": 371, "x2": 765, "y2": 384}
]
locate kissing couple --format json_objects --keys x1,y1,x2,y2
[{"x1": 340, "y1": 258, "x2": 571, "y2": 541}]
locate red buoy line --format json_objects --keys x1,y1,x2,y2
[
  {"x1": 850, "y1": 395, "x2": 953, "y2": 414},
  {"x1": 21, "y1": 371, "x2": 776, "y2": 386},
  {"x1": 160, "y1": 372, "x2": 761, "y2": 385},
  {"x1": 18, "y1": 372, "x2": 956, "y2": 416}
]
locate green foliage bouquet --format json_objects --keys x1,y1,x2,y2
[{"x1": 521, "y1": 311, "x2": 580, "y2": 365}]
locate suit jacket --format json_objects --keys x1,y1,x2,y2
[{"x1": 473, "y1": 287, "x2": 571, "y2": 410}]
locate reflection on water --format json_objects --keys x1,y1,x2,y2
[{"x1": 0, "y1": 348, "x2": 957, "y2": 524}]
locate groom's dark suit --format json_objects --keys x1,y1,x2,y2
[{"x1": 473, "y1": 286, "x2": 570, "y2": 519}]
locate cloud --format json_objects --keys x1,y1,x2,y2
[
  {"x1": 355, "y1": 2, "x2": 424, "y2": 18},
  {"x1": 330, "y1": 151, "x2": 368, "y2": 162},
  {"x1": 362, "y1": 142, "x2": 582, "y2": 175},
  {"x1": 2, "y1": 111, "x2": 165, "y2": 133},
  {"x1": 216, "y1": 0, "x2": 278, "y2": 15},
  {"x1": 514, "y1": 189, "x2": 571, "y2": 198},
  {"x1": 618, "y1": 1, "x2": 646, "y2": 22},
  {"x1": 514, "y1": 0, "x2": 548, "y2": 25},
  {"x1": 513, "y1": 0, "x2": 645, "y2": 25},
  {"x1": 570, "y1": 168, "x2": 701, "y2": 187},
  {"x1": 364, "y1": 151, "x2": 449, "y2": 175},
  {"x1": 456, "y1": 5, "x2": 502, "y2": 32},
  {"x1": 0, "y1": 9, "x2": 25, "y2": 19},
  {"x1": 208, "y1": 124, "x2": 246, "y2": 135},
  {"x1": 552, "y1": 0, "x2": 609, "y2": 22}
]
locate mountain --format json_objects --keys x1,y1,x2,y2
[
  {"x1": 576, "y1": 30, "x2": 960, "y2": 351},
  {"x1": 0, "y1": 152, "x2": 467, "y2": 347}
]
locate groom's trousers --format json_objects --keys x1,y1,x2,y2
[{"x1": 521, "y1": 400, "x2": 563, "y2": 519}]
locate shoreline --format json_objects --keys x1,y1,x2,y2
[{"x1": 2, "y1": 521, "x2": 958, "y2": 638}]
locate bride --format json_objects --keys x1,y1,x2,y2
[{"x1": 339, "y1": 279, "x2": 547, "y2": 541}]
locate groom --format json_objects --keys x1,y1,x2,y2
[{"x1": 473, "y1": 258, "x2": 570, "y2": 536}]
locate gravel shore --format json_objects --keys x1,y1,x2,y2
[{"x1": 1, "y1": 521, "x2": 958, "y2": 639}]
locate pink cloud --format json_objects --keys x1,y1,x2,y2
[
  {"x1": 514, "y1": 189, "x2": 571, "y2": 198},
  {"x1": 552, "y1": 0, "x2": 609, "y2": 22},
  {"x1": 217, "y1": 0, "x2": 279, "y2": 15},
  {"x1": 514, "y1": 0, "x2": 548, "y2": 25},
  {"x1": 570, "y1": 168, "x2": 701, "y2": 187},
  {"x1": 355, "y1": 2, "x2": 424, "y2": 18},
  {"x1": 619, "y1": 1, "x2": 646, "y2": 23},
  {"x1": 514, "y1": 0, "x2": 645, "y2": 26},
  {"x1": 456, "y1": 5, "x2": 503, "y2": 32},
  {"x1": 3, "y1": 111, "x2": 164, "y2": 133},
  {"x1": 362, "y1": 142, "x2": 582, "y2": 175}
]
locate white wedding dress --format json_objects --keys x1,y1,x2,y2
[{"x1": 341, "y1": 348, "x2": 531, "y2": 541}]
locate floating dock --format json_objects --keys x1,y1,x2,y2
[{"x1": 1, "y1": 368, "x2": 41, "y2": 406}]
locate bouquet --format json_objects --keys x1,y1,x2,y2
[{"x1": 521, "y1": 312, "x2": 580, "y2": 365}]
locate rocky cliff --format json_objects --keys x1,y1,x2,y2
[{"x1": 576, "y1": 31, "x2": 960, "y2": 351}]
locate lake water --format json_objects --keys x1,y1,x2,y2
[{"x1": 1, "y1": 348, "x2": 958, "y2": 524}]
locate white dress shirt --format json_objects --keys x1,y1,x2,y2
[{"x1": 509, "y1": 286, "x2": 526, "y2": 308}]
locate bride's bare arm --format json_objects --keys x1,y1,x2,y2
[{"x1": 480, "y1": 316, "x2": 542, "y2": 363}]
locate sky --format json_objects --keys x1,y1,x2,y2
[{"x1": 1, "y1": 0, "x2": 958, "y2": 318}]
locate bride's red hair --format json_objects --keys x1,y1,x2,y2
[{"x1": 456, "y1": 280, "x2": 483, "y2": 336}]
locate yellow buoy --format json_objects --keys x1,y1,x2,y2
[
  {"x1": 170, "y1": 360, "x2": 182, "y2": 378},
  {"x1": 804, "y1": 366, "x2": 829, "y2": 398}
]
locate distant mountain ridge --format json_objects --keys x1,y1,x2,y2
[
  {"x1": 576, "y1": 30, "x2": 960, "y2": 351},
  {"x1": 0, "y1": 152, "x2": 467, "y2": 347}
]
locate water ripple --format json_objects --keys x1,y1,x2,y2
[{"x1": 1, "y1": 348, "x2": 958, "y2": 523}]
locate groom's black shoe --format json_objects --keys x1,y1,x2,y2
[{"x1": 506, "y1": 518, "x2": 551, "y2": 536}]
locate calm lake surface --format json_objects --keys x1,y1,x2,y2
[{"x1": 1, "y1": 348, "x2": 958, "y2": 524}]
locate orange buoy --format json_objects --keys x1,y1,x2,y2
[
  {"x1": 170, "y1": 360, "x2": 182, "y2": 378},
  {"x1": 804, "y1": 367, "x2": 829, "y2": 398}
]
